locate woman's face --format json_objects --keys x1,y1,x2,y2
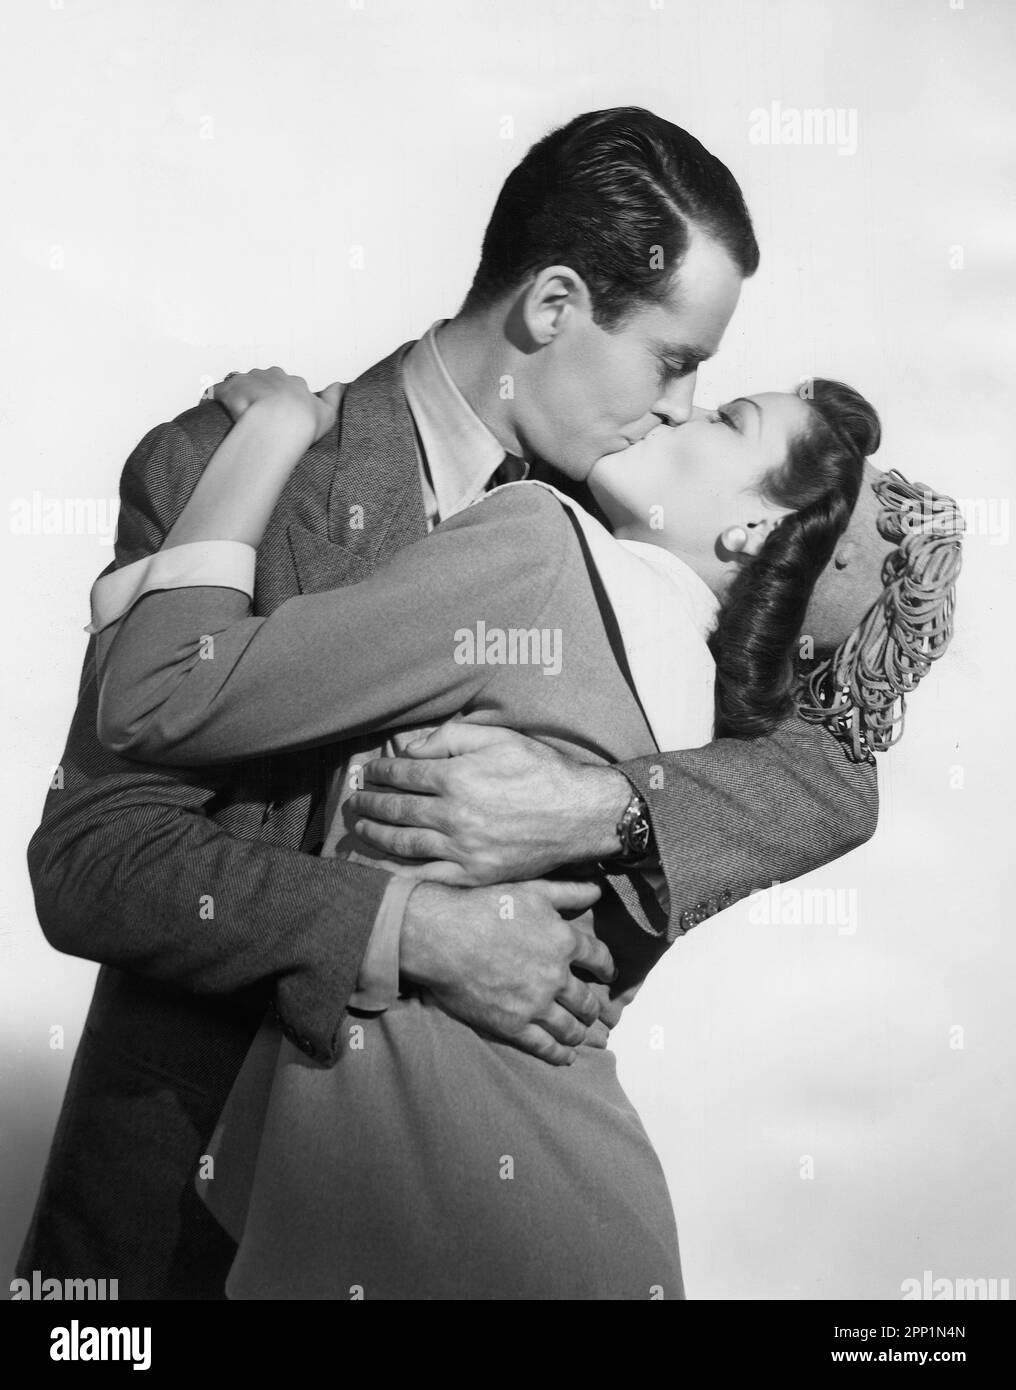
[{"x1": 587, "y1": 390, "x2": 813, "y2": 593}]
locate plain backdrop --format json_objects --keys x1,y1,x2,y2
[{"x1": 1, "y1": 0, "x2": 1013, "y2": 1299}]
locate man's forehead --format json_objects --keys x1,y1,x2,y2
[
  {"x1": 648, "y1": 324, "x2": 718, "y2": 367},
  {"x1": 651, "y1": 236, "x2": 744, "y2": 345},
  {"x1": 641, "y1": 286, "x2": 727, "y2": 356}
]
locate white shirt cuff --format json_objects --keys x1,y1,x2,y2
[
  {"x1": 347, "y1": 875, "x2": 417, "y2": 1014},
  {"x1": 87, "y1": 541, "x2": 257, "y2": 634}
]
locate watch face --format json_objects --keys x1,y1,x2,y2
[{"x1": 629, "y1": 817, "x2": 651, "y2": 856}]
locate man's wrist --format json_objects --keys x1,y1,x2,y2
[
  {"x1": 575, "y1": 766, "x2": 637, "y2": 861},
  {"x1": 608, "y1": 783, "x2": 658, "y2": 867},
  {"x1": 398, "y1": 882, "x2": 452, "y2": 990}
]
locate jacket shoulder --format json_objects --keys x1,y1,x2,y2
[{"x1": 450, "y1": 481, "x2": 576, "y2": 545}]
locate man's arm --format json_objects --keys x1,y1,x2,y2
[
  {"x1": 29, "y1": 410, "x2": 389, "y2": 1063},
  {"x1": 618, "y1": 717, "x2": 877, "y2": 938},
  {"x1": 347, "y1": 717, "x2": 878, "y2": 942},
  {"x1": 30, "y1": 407, "x2": 613, "y2": 1064}
]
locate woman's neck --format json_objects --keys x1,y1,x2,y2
[{"x1": 611, "y1": 521, "x2": 728, "y2": 598}]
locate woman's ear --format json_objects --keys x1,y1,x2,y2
[
  {"x1": 520, "y1": 265, "x2": 589, "y2": 345},
  {"x1": 831, "y1": 535, "x2": 857, "y2": 571},
  {"x1": 736, "y1": 510, "x2": 791, "y2": 557}
]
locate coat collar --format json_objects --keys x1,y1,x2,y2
[{"x1": 254, "y1": 342, "x2": 427, "y2": 610}]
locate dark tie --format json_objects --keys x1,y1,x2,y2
[{"x1": 489, "y1": 453, "x2": 528, "y2": 491}]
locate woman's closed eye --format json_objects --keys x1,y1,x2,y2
[{"x1": 711, "y1": 407, "x2": 739, "y2": 430}]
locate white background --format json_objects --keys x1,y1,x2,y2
[{"x1": 1, "y1": 0, "x2": 1013, "y2": 1298}]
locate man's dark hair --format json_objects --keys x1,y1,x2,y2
[{"x1": 462, "y1": 106, "x2": 759, "y2": 328}]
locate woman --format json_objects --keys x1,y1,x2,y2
[{"x1": 88, "y1": 369, "x2": 959, "y2": 1299}]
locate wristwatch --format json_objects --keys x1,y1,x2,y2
[{"x1": 603, "y1": 789, "x2": 655, "y2": 868}]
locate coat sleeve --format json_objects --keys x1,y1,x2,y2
[
  {"x1": 27, "y1": 408, "x2": 393, "y2": 1065},
  {"x1": 615, "y1": 716, "x2": 878, "y2": 942},
  {"x1": 94, "y1": 487, "x2": 574, "y2": 765}
]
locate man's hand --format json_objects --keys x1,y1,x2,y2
[
  {"x1": 349, "y1": 723, "x2": 633, "y2": 885},
  {"x1": 398, "y1": 877, "x2": 616, "y2": 1066}
]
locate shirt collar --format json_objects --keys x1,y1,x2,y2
[
  {"x1": 402, "y1": 320, "x2": 524, "y2": 520},
  {"x1": 619, "y1": 538, "x2": 720, "y2": 635}
]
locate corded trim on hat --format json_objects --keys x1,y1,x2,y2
[{"x1": 797, "y1": 469, "x2": 964, "y2": 762}]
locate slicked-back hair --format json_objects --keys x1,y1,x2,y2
[{"x1": 462, "y1": 107, "x2": 759, "y2": 328}]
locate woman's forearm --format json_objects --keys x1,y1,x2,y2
[
  {"x1": 94, "y1": 490, "x2": 569, "y2": 767},
  {"x1": 164, "y1": 400, "x2": 316, "y2": 549}
]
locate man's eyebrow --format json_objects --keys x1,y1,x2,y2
[{"x1": 653, "y1": 342, "x2": 712, "y2": 370}]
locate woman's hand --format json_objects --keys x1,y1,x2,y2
[
  {"x1": 163, "y1": 369, "x2": 345, "y2": 550},
  {"x1": 212, "y1": 367, "x2": 345, "y2": 444}
]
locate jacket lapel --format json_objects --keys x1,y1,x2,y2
[
  {"x1": 254, "y1": 341, "x2": 428, "y2": 611},
  {"x1": 285, "y1": 523, "x2": 374, "y2": 594}
]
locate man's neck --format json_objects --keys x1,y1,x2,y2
[{"x1": 434, "y1": 312, "x2": 524, "y2": 458}]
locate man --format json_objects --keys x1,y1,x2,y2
[{"x1": 19, "y1": 107, "x2": 876, "y2": 1298}]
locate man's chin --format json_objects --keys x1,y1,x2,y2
[
  {"x1": 543, "y1": 436, "x2": 637, "y2": 486},
  {"x1": 588, "y1": 435, "x2": 644, "y2": 479},
  {"x1": 585, "y1": 456, "x2": 621, "y2": 512},
  {"x1": 573, "y1": 444, "x2": 624, "y2": 487},
  {"x1": 542, "y1": 453, "x2": 600, "y2": 486}
]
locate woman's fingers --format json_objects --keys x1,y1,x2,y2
[
  {"x1": 210, "y1": 373, "x2": 254, "y2": 422},
  {"x1": 311, "y1": 381, "x2": 346, "y2": 441},
  {"x1": 209, "y1": 366, "x2": 329, "y2": 435}
]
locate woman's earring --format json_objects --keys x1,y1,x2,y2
[{"x1": 720, "y1": 525, "x2": 748, "y2": 553}]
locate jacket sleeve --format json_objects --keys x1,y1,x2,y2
[
  {"x1": 93, "y1": 490, "x2": 572, "y2": 766},
  {"x1": 615, "y1": 716, "x2": 879, "y2": 942},
  {"x1": 27, "y1": 407, "x2": 393, "y2": 1065}
]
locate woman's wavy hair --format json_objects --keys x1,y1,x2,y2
[{"x1": 709, "y1": 379, "x2": 879, "y2": 737}]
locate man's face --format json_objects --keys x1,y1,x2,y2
[{"x1": 517, "y1": 229, "x2": 745, "y2": 481}]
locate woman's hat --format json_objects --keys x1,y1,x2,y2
[{"x1": 799, "y1": 463, "x2": 964, "y2": 760}]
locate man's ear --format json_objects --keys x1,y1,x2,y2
[{"x1": 520, "y1": 265, "x2": 590, "y2": 346}]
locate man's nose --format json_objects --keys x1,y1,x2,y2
[{"x1": 652, "y1": 371, "x2": 698, "y2": 426}]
